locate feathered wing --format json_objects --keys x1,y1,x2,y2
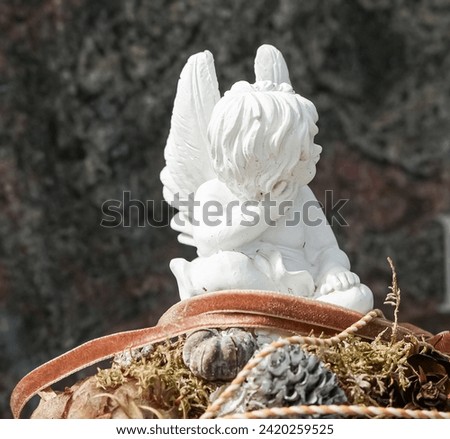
[
  {"x1": 161, "y1": 50, "x2": 220, "y2": 245},
  {"x1": 162, "y1": 45, "x2": 289, "y2": 247},
  {"x1": 254, "y1": 44, "x2": 291, "y2": 85}
]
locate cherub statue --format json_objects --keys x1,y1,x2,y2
[{"x1": 161, "y1": 45, "x2": 373, "y2": 380}]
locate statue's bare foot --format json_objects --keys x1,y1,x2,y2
[
  {"x1": 183, "y1": 328, "x2": 257, "y2": 381},
  {"x1": 316, "y1": 284, "x2": 374, "y2": 314}
]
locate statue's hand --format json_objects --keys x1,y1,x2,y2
[{"x1": 319, "y1": 271, "x2": 360, "y2": 295}]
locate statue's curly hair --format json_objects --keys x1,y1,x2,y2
[{"x1": 207, "y1": 80, "x2": 321, "y2": 201}]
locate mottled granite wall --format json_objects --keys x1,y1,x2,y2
[{"x1": 1, "y1": 0, "x2": 449, "y2": 418}]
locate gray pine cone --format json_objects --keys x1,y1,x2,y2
[
  {"x1": 215, "y1": 344, "x2": 347, "y2": 416},
  {"x1": 183, "y1": 328, "x2": 257, "y2": 381}
]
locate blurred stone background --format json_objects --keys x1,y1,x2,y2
[{"x1": 1, "y1": 0, "x2": 449, "y2": 418}]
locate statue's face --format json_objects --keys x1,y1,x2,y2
[{"x1": 269, "y1": 129, "x2": 321, "y2": 204}]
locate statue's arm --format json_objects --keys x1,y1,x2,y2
[{"x1": 192, "y1": 180, "x2": 270, "y2": 256}]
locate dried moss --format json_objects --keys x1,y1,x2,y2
[
  {"x1": 307, "y1": 333, "x2": 418, "y2": 407},
  {"x1": 96, "y1": 337, "x2": 220, "y2": 419},
  {"x1": 304, "y1": 257, "x2": 421, "y2": 408}
]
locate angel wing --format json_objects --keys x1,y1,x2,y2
[
  {"x1": 254, "y1": 44, "x2": 291, "y2": 85},
  {"x1": 161, "y1": 50, "x2": 221, "y2": 245},
  {"x1": 162, "y1": 45, "x2": 291, "y2": 247}
]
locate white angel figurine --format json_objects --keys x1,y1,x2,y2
[{"x1": 161, "y1": 45, "x2": 373, "y2": 315}]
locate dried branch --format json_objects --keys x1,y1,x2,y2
[{"x1": 385, "y1": 257, "x2": 401, "y2": 343}]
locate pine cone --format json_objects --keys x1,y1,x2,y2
[
  {"x1": 183, "y1": 328, "x2": 257, "y2": 381},
  {"x1": 400, "y1": 352, "x2": 450, "y2": 411},
  {"x1": 215, "y1": 344, "x2": 347, "y2": 417}
]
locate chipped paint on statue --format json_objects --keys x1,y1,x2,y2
[{"x1": 161, "y1": 45, "x2": 373, "y2": 314}]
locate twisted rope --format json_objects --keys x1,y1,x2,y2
[
  {"x1": 201, "y1": 309, "x2": 383, "y2": 419},
  {"x1": 221, "y1": 404, "x2": 450, "y2": 419}
]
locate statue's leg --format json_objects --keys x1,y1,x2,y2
[
  {"x1": 315, "y1": 284, "x2": 374, "y2": 314},
  {"x1": 170, "y1": 252, "x2": 279, "y2": 300},
  {"x1": 253, "y1": 248, "x2": 315, "y2": 297}
]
